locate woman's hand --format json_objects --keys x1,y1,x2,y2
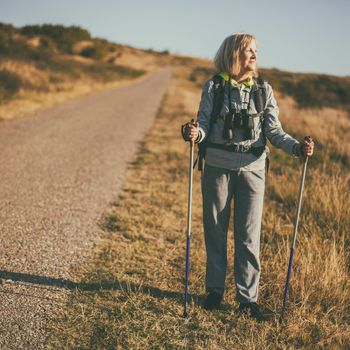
[
  {"x1": 300, "y1": 137, "x2": 314, "y2": 157},
  {"x1": 182, "y1": 120, "x2": 199, "y2": 142},
  {"x1": 293, "y1": 137, "x2": 314, "y2": 157}
]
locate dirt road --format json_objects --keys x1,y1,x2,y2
[{"x1": 0, "y1": 69, "x2": 171, "y2": 349}]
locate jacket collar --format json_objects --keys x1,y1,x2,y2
[{"x1": 219, "y1": 72, "x2": 254, "y2": 88}]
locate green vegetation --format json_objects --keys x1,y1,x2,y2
[
  {"x1": 20, "y1": 24, "x2": 91, "y2": 54},
  {"x1": 146, "y1": 48, "x2": 171, "y2": 55},
  {"x1": 80, "y1": 38, "x2": 120, "y2": 60},
  {"x1": 0, "y1": 23, "x2": 52, "y2": 62},
  {"x1": 0, "y1": 69, "x2": 23, "y2": 100}
]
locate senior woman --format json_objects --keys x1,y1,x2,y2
[{"x1": 182, "y1": 33, "x2": 314, "y2": 321}]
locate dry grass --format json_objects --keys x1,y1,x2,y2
[
  {"x1": 47, "y1": 66, "x2": 350, "y2": 349},
  {"x1": 0, "y1": 46, "x2": 190, "y2": 121},
  {"x1": 0, "y1": 21, "x2": 197, "y2": 122},
  {"x1": 275, "y1": 91, "x2": 350, "y2": 166},
  {"x1": 0, "y1": 64, "x2": 152, "y2": 121},
  {"x1": 0, "y1": 60, "x2": 50, "y2": 89}
]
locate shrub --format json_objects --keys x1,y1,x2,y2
[
  {"x1": 79, "y1": 39, "x2": 117, "y2": 61},
  {"x1": 80, "y1": 46, "x2": 98, "y2": 59},
  {"x1": 0, "y1": 27, "x2": 53, "y2": 62},
  {"x1": 0, "y1": 69, "x2": 23, "y2": 102},
  {"x1": 0, "y1": 22, "x2": 16, "y2": 36},
  {"x1": 39, "y1": 36, "x2": 57, "y2": 53},
  {"x1": 20, "y1": 24, "x2": 91, "y2": 53},
  {"x1": 80, "y1": 45, "x2": 104, "y2": 60}
]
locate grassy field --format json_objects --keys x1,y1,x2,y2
[{"x1": 46, "y1": 65, "x2": 350, "y2": 349}]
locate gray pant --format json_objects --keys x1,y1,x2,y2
[{"x1": 202, "y1": 164, "x2": 265, "y2": 303}]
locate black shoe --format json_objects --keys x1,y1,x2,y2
[
  {"x1": 238, "y1": 302, "x2": 270, "y2": 322},
  {"x1": 203, "y1": 292, "x2": 223, "y2": 310}
]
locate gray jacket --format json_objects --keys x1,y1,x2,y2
[{"x1": 197, "y1": 77, "x2": 300, "y2": 171}]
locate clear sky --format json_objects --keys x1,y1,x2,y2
[{"x1": 0, "y1": 0, "x2": 349, "y2": 76}]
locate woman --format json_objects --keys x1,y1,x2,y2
[{"x1": 182, "y1": 33, "x2": 314, "y2": 321}]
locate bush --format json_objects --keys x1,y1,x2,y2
[
  {"x1": 0, "y1": 27, "x2": 53, "y2": 62},
  {"x1": 0, "y1": 22, "x2": 16, "y2": 36},
  {"x1": 80, "y1": 44, "x2": 104, "y2": 60},
  {"x1": 80, "y1": 46, "x2": 98, "y2": 59},
  {"x1": 39, "y1": 36, "x2": 57, "y2": 53},
  {"x1": 79, "y1": 39, "x2": 117, "y2": 61},
  {"x1": 0, "y1": 69, "x2": 23, "y2": 101},
  {"x1": 20, "y1": 24, "x2": 91, "y2": 53}
]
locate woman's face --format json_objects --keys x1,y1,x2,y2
[{"x1": 240, "y1": 40, "x2": 257, "y2": 74}]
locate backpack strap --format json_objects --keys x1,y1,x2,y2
[
  {"x1": 210, "y1": 74, "x2": 226, "y2": 126},
  {"x1": 254, "y1": 77, "x2": 266, "y2": 114},
  {"x1": 253, "y1": 77, "x2": 270, "y2": 172},
  {"x1": 196, "y1": 74, "x2": 226, "y2": 172}
]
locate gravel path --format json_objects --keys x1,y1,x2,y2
[{"x1": 0, "y1": 69, "x2": 171, "y2": 349}]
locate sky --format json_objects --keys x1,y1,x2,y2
[{"x1": 0, "y1": 0, "x2": 349, "y2": 77}]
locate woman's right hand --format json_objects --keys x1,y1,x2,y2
[
  {"x1": 182, "y1": 120, "x2": 199, "y2": 142},
  {"x1": 293, "y1": 136, "x2": 314, "y2": 157}
]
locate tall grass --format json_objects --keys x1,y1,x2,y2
[{"x1": 47, "y1": 67, "x2": 349, "y2": 349}]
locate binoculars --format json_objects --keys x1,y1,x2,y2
[{"x1": 223, "y1": 109, "x2": 255, "y2": 141}]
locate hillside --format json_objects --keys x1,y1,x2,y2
[
  {"x1": 0, "y1": 22, "x2": 193, "y2": 120},
  {"x1": 2, "y1": 22, "x2": 350, "y2": 121}
]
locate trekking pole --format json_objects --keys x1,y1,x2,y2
[
  {"x1": 280, "y1": 138, "x2": 311, "y2": 322},
  {"x1": 183, "y1": 120, "x2": 195, "y2": 317}
]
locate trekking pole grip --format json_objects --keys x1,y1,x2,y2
[{"x1": 303, "y1": 136, "x2": 313, "y2": 163}]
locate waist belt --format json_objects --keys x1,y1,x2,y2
[{"x1": 206, "y1": 141, "x2": 265, "y2": 158}]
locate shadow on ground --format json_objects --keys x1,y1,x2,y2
[{"x1": 0, "y1": 270, "x2": 201, "y2": 304}]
